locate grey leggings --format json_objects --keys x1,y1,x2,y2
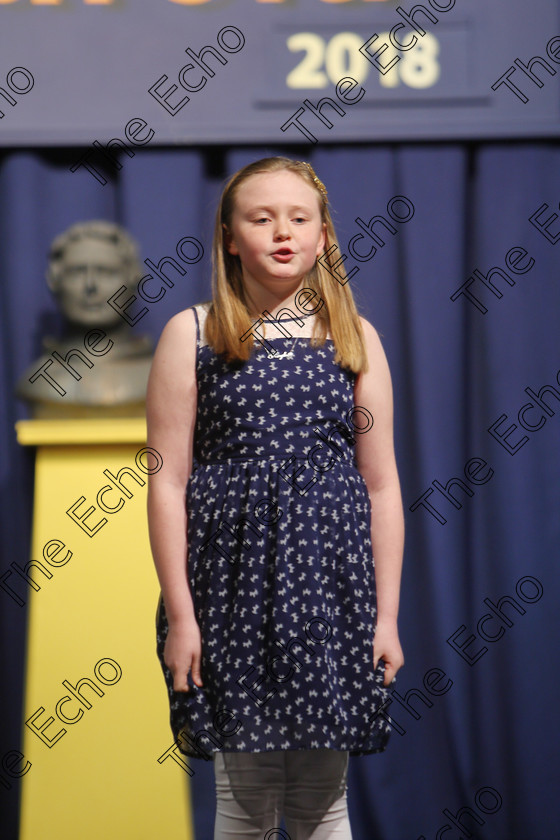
[{"x1": 213, "y1": 749, "x2": 353, "y2": 840}]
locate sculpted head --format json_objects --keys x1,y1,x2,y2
[{"x1": 46, "y1": 221, "x2": 142, "y2": 329}]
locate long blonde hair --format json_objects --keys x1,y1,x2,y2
[{"x1": 204, "y1": 156, "x2": 368, "y2": 373}]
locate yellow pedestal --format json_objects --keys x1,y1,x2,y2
[{"x1": 15, "y1": 419, "x2": 193, "y2": 840}]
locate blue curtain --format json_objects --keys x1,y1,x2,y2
[{"x1": 1, "y1": 142, "x2": 559, "y2": 839}]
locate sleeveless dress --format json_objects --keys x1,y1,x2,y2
[{"x1": 155, "y1": 302, "x2": 392, "y2": 760}]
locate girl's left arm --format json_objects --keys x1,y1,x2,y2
[{"x1": 354, "y1": 317, "x2": 405, "y2": 686}]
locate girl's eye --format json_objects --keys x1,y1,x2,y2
[
  {"x1": 294, "y1": 217, "x2": 306, "y2": 223},
  {"x1": 255, "y1": 217, "x2": 269, "y2": 224}
]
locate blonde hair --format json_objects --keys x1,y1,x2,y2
[{"x1": 205, "y1": 156, "x2": 368, "y2": 373}]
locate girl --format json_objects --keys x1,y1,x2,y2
[{"x1": 147, "y1": 157, "x2": 404, "y2": 839}]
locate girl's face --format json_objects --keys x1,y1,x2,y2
[{"x1": 224, "y1": 169, "x2": 326, "y2": 301}]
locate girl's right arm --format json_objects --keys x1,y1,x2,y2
[{"x1": 146, "y1": 308, "x2": 201, "y2": 693}]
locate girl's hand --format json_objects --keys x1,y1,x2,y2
[
  {"x1": 373, "y1": 620, "x2": 404, "y2": 686},
  {"x1": 164, "y1": 617, "x2": 204, "y2": 693}
]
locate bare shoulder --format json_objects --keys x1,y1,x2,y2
[
  {"x1": 147, "y1": 307, "x2": 199, "y2": 473},
  {"x1": 148, "y1": 307, "x2": 198, "y2": 400},
  {"x1": 151, "y1": 307, "x2": 198, "y2": 367},
  {"x1": 157, "y1": 307, "x2": 197, "y2": 349},
  {"x1": 358, "y1": 315, "x2": 387, "y2": 362},
  {"x1": 354, "y1": 315, "x2": 393, "y2": 415}
]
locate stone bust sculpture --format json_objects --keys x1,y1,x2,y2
[{"x1": 16, "y1": 220, "x2": 153, "y2": 418}]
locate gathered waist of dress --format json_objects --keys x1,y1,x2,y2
[{"x1": 192, "y1": 452, "x2": 358, "y2": 469}]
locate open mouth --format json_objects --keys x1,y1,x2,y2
[{"x1": 272, "y1": 249, "x2": 294, "y2": 259}]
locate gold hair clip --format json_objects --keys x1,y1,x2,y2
[{"x1": 298, "y1": 161, "x2": 328, "y2": 203}]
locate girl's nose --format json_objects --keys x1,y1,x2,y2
[{"x1": 273, "y1": 222, "x2": 290, "y2": 239}]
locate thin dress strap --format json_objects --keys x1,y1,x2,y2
[{"x1": 191, "y1": 304, "x2": 201, "y2": 342}]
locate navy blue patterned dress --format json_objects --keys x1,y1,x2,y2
[{"x1": 156, "y1": 303, "x2": 392, "y2": 760}]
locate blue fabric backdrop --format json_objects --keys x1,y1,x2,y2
[{"x1": 1, "y1": 142, "x2": 559, "y2": 839}]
